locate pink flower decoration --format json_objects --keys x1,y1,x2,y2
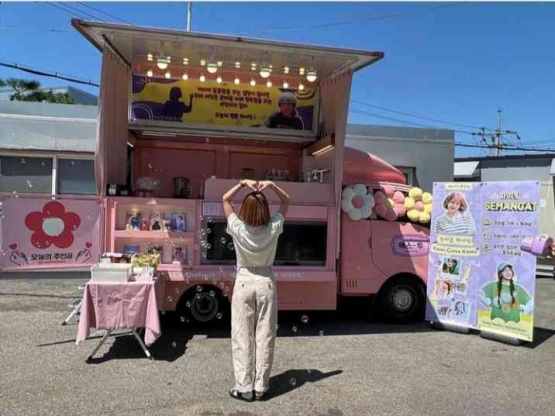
[
  {"x1": 24, "y1": 201, "x2": 81, "y2": 249},
  {"x1": 374, "y1": 185, "x2": 406, "y2": 221}
]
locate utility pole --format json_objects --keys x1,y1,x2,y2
[
  {"x1": 471, "y1": 109, "x2": 521, "y2": 157},
  {"x1": 187, "y1": 1, "x2": 192, "y2": 32}
]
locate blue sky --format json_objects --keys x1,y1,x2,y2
[{"x1": 1, "y1": 2, "x2": 554, "y2": 157}]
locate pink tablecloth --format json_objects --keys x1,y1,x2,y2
[{"x1": 76, "y1": 278, "x2": 163, "y2": 346}]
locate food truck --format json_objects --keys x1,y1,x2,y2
[{"x1": 0, "y1": 19, "x2": 433, "y2": 325}]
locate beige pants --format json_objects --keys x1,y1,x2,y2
[{"x1": 231, "y1": 267, "x2": 278, "y2": 393}]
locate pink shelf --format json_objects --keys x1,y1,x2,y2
[{"x1": 114, "y1": 230, "x2": 195, "y2": 240}]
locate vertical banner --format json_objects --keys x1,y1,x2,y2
[
  {"x1": 477, "y1": 181, "x2": 539, "y2": 342},
  {"x1": 426, "y1": 181, "x2": 540, "y2": 342},
  {"x1": 426, "y1": 183, "x2": 482, "y2": 328},
  {"x1": 0, "y1": 197, "x2": 101, "y2": 270}
]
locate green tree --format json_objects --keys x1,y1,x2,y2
[{"x1": 0, "y1": 77, "x2": 75, "y2": 104}]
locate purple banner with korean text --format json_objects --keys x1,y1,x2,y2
[
  {"x1": 477, "y1": 181, "x2": 539, "y2": 342},
  {"x1": 426, "y1": 181, "x2": 540, "y2": 342}
]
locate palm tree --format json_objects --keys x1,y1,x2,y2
[{"x1": 0, "y1": 77, "x2": 75, "y2": 104}]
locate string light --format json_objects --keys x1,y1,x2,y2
[
  {"x1": 200, "y1": 74, "x2": 206, "y2": 82},
  {"x1": 298, "y1": 83, "x2": 305, "y2": 91},
  {"x1": 250, "y1": 79, "x2": 256, "y2": 87},
  {"x1": 182, "y1": 73, "x2": 189, "y2": 81},
  {"x1": 147, "y1": 53, "x2": 153, "y2": 62},
  {"x1": 164, "y1": 71, "x2": 171, "y2": 79},
  {"x1": 216, "y1": 76, "x2": 223, "y2": 84},
  {"x1": 306, "y1": 68, "x2": 317, "y2": 82},
  {"x1": 235, "y1": 62, "x2": 241, "y2": 69},
  {"x1": 183, "y1": 58, "x2": 189, "y2": 65},
  {"x1": 282, "y1": 81, "x2": 289, "y2": 89},
  {"x1": 207, "y1": 62, "x2": 218, "y2": 74},
  {"x1": 147, "y1": 69, "x2": 153, "y2": 77},
  {"x1": 234, "y1": 77, "x2": 240, "y2": 85},
  {"x1": 200, "y1": 59, "x2": 206, "y2": 66},
  {"x1": 266, "y1": 80, "x2": 273, "y2": 88},
  {"x1": 283, "y1": 66, "x2": 290, "y2": 74},
  {"x1": 299, "y1": 67, "x2": 306, "y2": 75}
]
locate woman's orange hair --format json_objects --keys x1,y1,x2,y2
[
  {"x1": 239, "y1": 192, "x2": 271, "y2": 227},
  {"x1": 443, "y1": 192, "x2": 469, "y2": 212}
]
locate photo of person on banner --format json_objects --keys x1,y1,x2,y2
[
  {"x1": 262, "y1": 92, "x2": 304, "y2": 130},
  {"x1": 479, "y1": 262, "x2": 533, "y2": 324},
  {"x1": 434, "y1": 192, "x2": 476, "y2": 235},
  {"x1": 161, "y1": 87, "x2": 193, "y2": 121}
]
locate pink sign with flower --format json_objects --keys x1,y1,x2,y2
[{"x1": 0, "y1": 197, "x2": 101, "y2": 270}]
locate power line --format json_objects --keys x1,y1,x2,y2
[
  {"x1": 76, "y1": 2, "x2": 133, "y2": 25},
  {"x1": 43, "y1": 2, "x2": 88, "y2": 19},
  {"x1": 0, "y1": 25, "x2": 71, "y2": 34},
  {"x1": 0, "y1": 61, "x2": 99, "y2": 87},
  {"x1": 455, "y1": 142, "x2": 555, "y2": 153},
  {"x1": 240, "y1": 2, "x2": 466, "y2": 35},
  {"x1": 53, "y1": 2, "x2": 106, "y2": 21},
  {"x1": 351, "y1": 99, "x2": 497, "y2": 132}
]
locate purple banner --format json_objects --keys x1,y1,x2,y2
[{"x1": 426, "y1": 182, "x2": 539, "y2": 341}]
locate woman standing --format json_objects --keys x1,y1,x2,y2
[{"x1": 223, "y1": 179, "x2": 290, "y2": 402}]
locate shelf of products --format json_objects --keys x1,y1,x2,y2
[{"x1": 113, "y1": 230, "x2": 195, "y2": 240}]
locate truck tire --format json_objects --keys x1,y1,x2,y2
[
  {"x1": 377, "y1": 276, "x2": 425, "y2": 324},
  {"x1": 176, "y1": 285, "x2": 230, "y2": 327}
]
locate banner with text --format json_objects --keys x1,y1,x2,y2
[
  {"x1": 0, "y1": 197, "x2": 101, "y2": 270},
  {"x1": 131, "y1": 75, "x2": 316, "y2": 132},
  {"x1": 426, "y1": 181, "x2": 539, "y2": 341}
]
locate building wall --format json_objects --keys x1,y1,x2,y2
[
  {"x1": 477, "y1": 158, "x2": 553, "y2": 182},
  {"x1": 346, "y1": 124, "x2": 455, "y2": 192}
]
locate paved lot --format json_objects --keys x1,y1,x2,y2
[{"x1": 1, "y1": 273, "x2": 555, "y2": 416}]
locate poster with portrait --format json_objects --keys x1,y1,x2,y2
[
  {"x1": 476, "y1": 182, "x2": 539, "y2": 342},
  {"x1": 426, "y1": 181, "x2": 540, "y2": 342},
  {"x1": 131, "y1": 74, "x2": 316, "y2": 134},
  {"x1": 426, "y1": 182, "x2": 482, "y2": 328}
]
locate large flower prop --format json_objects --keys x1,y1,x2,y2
[
  {"x1": 374, "y1": 185, "x2": 406, "y2": 221},
  {"x1": 404, "y1": 187, "x2": 433, "y2": 224},
  {"x1": 25, "y1": 201, "x2": 81, "y2": 249},
  {"x1": 341, "y1": 184, "x2": 375, "y2": 221}
]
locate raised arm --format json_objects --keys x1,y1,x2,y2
[
  {"x1": 259, "y1": 181, "x2": 290, "y2": 218},
  {"x1": 222, "y1": 180, "x2": 256, "y2": 219}
]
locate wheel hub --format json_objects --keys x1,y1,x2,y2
[
  {"x1": 191, "y1": 293, "x2": 219, "y2": 322},
  {"x1": 391, "y1": 287, "x2": 414, "y2": 312}
]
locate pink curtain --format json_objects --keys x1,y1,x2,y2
[
  {"x1": 320, "y1": 69, "x2": 353, "y2": 258},
  {"x1": 95, "y1": 49, "x2": 130, "y2": 195}
]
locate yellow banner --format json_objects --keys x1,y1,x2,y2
[{"x1": 131, "y1": 75, "x2": 316, "y2": 131}]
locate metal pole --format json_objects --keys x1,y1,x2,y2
[
  {"x1": 495, "y1": 108, "x2": 502, "y2": 156},
  {"x1": 187, "y1": 1, "x2": 192, "y2": 32}
]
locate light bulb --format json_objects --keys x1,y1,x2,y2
[
  {"x1": 259, "y1": 65, "x2": 272, "y2": 79},
  {"x1": 200, "y1": 74, "x2": 206, "y2": 82},
  {"x1": 147, "y1": 69, "x2": 153, "y2": 77},
  {"x1": 299, "y1": 67, "x2": 305, "y2": 75},
  {"x1": 250, "y1": 79, "x2": 256, "y2": 87},
  {"x1": 200, "y1": 59, "x2": 206, "y2": 66},
  {"x1": 147, "y1": 53, "x2": 153, "y2": 62},
  {"x1": 182, "y1": 73, "x2": 189, "y2": 81},
  {"x1": 266, "y1": 80, "x2": 273, "y2": 88},
  {"x1": 217, "y1": 61, "x2": 223, "y2": 67},
  {"x1": 282, "y1": 81, "x2": 289, "y2": 89},
  {"x1": 283, "y1": 66, "x2": 290, "y2": 74},
  {"x1": 298, "y1": 83, "x2": 305, "y2": 91},
  {"x1": 216, "y1": 76, "x2": 223, "y2": 84},
  {"x1": 235, "y1": 62, "x2": 241, "y2": 69},
  {"x1": 156, "y1": 57, "x2": 169, "y2": 70},
  {"x1": 306, "y1": 68, "x2": 317, "y2": 83},
  {"x1": 207, "y1": 62, "x2": 218, "y2": 74},
  {"x1": 182, "y1": 58, "x2": 189, "y2": 65},
  {"x1": 167, "y1": 56, "x2": 171, "y2": 62},
  {"x1": 165, "y1": 71, "x2": 171, "y2": 79},
  {"x1": 234, "y1": 77, "x2": 240, "y2": 85}
]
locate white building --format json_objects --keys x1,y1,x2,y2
[{"x1": 346, "y1": 124, "x2": 455, "y2": 192}]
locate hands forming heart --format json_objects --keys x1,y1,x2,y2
[{"x1": 241, "y1": 180, "x2": 274, "y2": 192}]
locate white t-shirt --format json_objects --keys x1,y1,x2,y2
[{"x1": 226, "y1": 212, "x2": 284, "y2": 268}]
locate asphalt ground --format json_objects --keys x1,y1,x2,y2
[{"x1": 1, "y1": 273, "x2": 554, "y2": 416}]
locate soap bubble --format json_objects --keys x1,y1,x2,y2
[
  {"x1": 167, "y1": 296, "x2": 173, "y2": 303},
  {"x1": 20, "y1": 158, "x2": 26, "y2": 164},
  {"x1": 289, "y1": 378, "x2": 297, "y2": 386},
  {"x1": 292, "y1": 326, "x2": 298, "y2": 334},
  {"x1": 220, "y1": 238, "x2": 227, "y2": 244},
  {"x1": 222, "y1": 292, "x2": 228, "y2": 298},
  {"x1": 216, "y1": 313, "x2": 222, "y2": 319},
  {"x1": 209, "y1": 291, "x2": 215, "y2": 297},
  {"x1": 186, "y1": 301, "x2": 191, "y2": 308},
  {"x1": 219, "y1": 282, "x2": 225, "y2": 289},
  {"x1": 202, "y1": 252, "x2": 207, "y2": 259},
  {"x1": 172, "y1": 342, "x2": 177, "y2": 348},
  {"x1": 206, "y1": 228, "x2": 211, "y2": 234},
  {"x1": 195, "y1": 293, "x2": 202, "y2": 300},
  {"x1": 206, "y1": 243, "x2": 211, "y2": 249},
  {"x1": 180, "y1": 316, "x2": 186, "y2": 322},
  {"x1": 175, "y1": 288, "x2": 180, "y2": 294},
  {"x1": 196, "y1": 285, "x2": 203, "y2": 292},
  {"x1": 161, "y1": 310, "x2": 166, "y2": 315},
  {"x1": 275, "y1": 324, "x2": 279, "y2": 330},
  {"x1": 301, "y1": 315, "x2": 309, "y2": 324},
  {"x1": 319, "y1": 330, "x2": 325, "y2": 336}
]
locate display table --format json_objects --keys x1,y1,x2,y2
[{"x1": 76, "y1": 277, "x2": 164, "y2": 361}]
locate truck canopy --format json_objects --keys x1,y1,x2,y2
[{"x1": 343, "y1": 146, "x2": 406, "y2": 185}]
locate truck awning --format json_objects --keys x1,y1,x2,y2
[
  {"x1": 71, "y1": 19, "x2": 384, "y2": 79},
  {"x1": 454, "y1": 161, "x2": 480, "y2": 179}
]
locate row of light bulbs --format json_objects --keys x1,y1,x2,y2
[
  {"x1": 147, "y1": 53, "x2": 318, "y2": 83},
  {"x1": 146, "y1": 69, "x2": 306, "y2": 90}
]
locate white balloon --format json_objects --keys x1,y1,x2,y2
[
  {"x1": 341, "y1": 198, "x2": 354, "y2": 213},
  {"x1": 348, "y1": 209, "x2": 362, "y2": 221},
  {"x1": 353, "y1": 183, "x2": 367, "y2": 196},
  {"x1": 342, "y1": 187, "x2": 356, "y2": 200}
]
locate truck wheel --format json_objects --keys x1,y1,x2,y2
[
  {"x1": 377, "y1": 276, "x2": 425, "y2": 324},
  {"x1": 176, "y1": 286, "x2": 230, "y2": 327}
]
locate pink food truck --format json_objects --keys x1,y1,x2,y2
[{"x1": 6, "y1": 20, "x2": 434, "y2": 325}]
